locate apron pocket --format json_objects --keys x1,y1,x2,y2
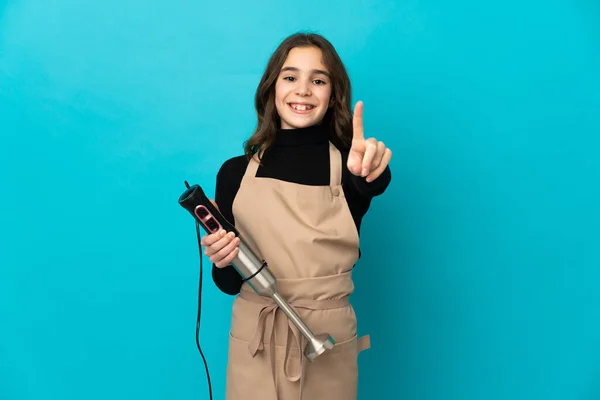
[
  {"x1": 225, "y1": 333, "x2": 279, "y2": 400},
  {"x1": 301, "y1": 333, "x2": 360, "y2": 400}
]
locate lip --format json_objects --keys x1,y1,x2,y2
[{"x1": 287, "y1": 102, "x2": 316, "y2": 114}]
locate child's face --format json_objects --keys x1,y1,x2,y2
[{"x1": 274, "y1": 46, "x2": 332, "y2": 130}]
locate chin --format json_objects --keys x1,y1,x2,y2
[{"x1": 285, "y1": 119, "x2": 317, "y2": 129}]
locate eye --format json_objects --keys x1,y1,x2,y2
[
  {"x1": 313, "y1": 79, "x2": 327, "y2": 85},
  {"x1": 283, "y1": 76, "x2": 296, "y2": 82}
]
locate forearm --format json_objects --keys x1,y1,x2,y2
[{"x1": 212, "y1": 264, "x2": 243, "y2": 295}]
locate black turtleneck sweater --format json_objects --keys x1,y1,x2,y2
[{"x1": 211, "y1": 124, "x2": 392, "y2": 295}]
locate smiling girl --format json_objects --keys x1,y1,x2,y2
[{"x1": 201, "y1": 32, "x2": 392, "y2": 400}]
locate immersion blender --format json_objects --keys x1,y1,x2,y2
[{"x1": 178, "y1": 182, "x2": 336, "y2": 361}]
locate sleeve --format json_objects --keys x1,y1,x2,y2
[
  {"x1": 338, "y1": 150, "x2": 392, "y2": 262},
  {"x1": 346, "y1": 165, "x2": 391, "y2": 197},
  {"x1": 211, "y1": 158, "x2": 245, "y2": 295}
]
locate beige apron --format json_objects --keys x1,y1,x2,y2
[{"x1": 226, "y1": 142, "x2": 370, "y2": 400}]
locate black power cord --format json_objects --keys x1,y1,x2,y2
[{"x1": 187, "y1": 180, "x2": 213, "y2": 400}]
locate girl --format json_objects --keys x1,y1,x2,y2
[{"x1": 201, "y1": 32, "x2": 392, "y2": 400}]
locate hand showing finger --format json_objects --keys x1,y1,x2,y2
[{"x1": 348, "y1": 100, "x2": 393, "y2": 181}]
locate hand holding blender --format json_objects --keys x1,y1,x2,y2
[{"x1": 200, "y1": 201, "x2": 241, "y2": 269}]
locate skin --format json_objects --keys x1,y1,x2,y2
[
  {"x1": 202, "y1": 46, "x2": 392, "y2": 268},
  {"x1": 347, "y1": 100, "x2": 393, "y2": 183},
  {"x1": 274, "y1": 46, "x2": 332, "y2": 130}
]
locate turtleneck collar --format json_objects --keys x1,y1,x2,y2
[{"x1": 274, "y1": 123, "x2": 330, "y2": 146}]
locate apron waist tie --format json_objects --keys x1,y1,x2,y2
[{"x1": 239, "y1": 289, "x2": 350, "y2": 400}]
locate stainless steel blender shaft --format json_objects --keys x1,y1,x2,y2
[{"x1": 232, "y1": 241, "x2": 335, "y2": 361}]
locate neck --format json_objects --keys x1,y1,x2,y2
[{"x1": 274, "y1": 123, "x2": 329, "y2": 147}]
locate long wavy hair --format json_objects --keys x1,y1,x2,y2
[{"x1": 243, "y1": 32, "x2": 353, "y2": 159}]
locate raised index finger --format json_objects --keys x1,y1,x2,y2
[{"x1": 352, "y1": 101, "x2": 365, "y2": 141}]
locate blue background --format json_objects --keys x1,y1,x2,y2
[{"x1": 1, "y1": 0, "x2": 599, "y2": 399}]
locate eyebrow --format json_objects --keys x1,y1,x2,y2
[{"x1": 280, "y1": 66, "x2": 330, "y2": 77}]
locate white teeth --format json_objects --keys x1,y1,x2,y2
[{"x1": 290, "y1": 104, "x2": 314, "y2": 111}]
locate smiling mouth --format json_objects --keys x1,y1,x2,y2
[{"x1": 288, "y1": 103, "x2": 315, "y2": 113}]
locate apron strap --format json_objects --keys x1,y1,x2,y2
[
  {"x1": 244, "y1": 153, "x2": 261, "y2": 178},
  {"x1": 358, "y1": 334, "x2": 371, "y2": 352}
]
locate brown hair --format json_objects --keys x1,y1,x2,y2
[{"x1": 243, "y1": 32, "x2": 353, "y2": 159}]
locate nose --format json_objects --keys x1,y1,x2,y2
[{"x1": 295, "y1": 78, "x2": 311, "y2": 97}]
